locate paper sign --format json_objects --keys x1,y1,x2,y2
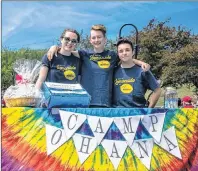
[
  {"x1": 88, "y1": 116, "x2": 113, "y2": 144},
  {"x1": 141, "y1": 113, "x2": 165, "y2": 142},
  {"x1": 59, "y1": 110, "x2": 86, "y2": 140},
  {"x1": 45, "y1": 82, "x2": 82, "y2": 90},
  {"x1": 155, "y1": 126, "x2": 182, "y2": 159},
  {"x1": 46, "y1": 124, "x2": 68, "y2": 155},
  {"x1": 130, "y1": 138, "x2": 154, "y2": 170},
  {"x1": 102, "y1": 140, "x2": 128, "y2": 169},
  {"x1": 114, "y1": 116, "x2": 141, "y2": 146},
  {"x1": 73, "y1": 133, "x2": 97, "y2": 164}
]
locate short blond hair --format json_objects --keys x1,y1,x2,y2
[{"x1": 91, "y1": 24, "x2": 106, "y2": 36}]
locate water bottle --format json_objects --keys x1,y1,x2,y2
[{"x1": 164, "y1": 87, "x2": 178, "y2": 108}]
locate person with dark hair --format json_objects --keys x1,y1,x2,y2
[
  {"x1": 113, "y1": 38, "x2": 161, "y2": 108},
  {"x1": 46, "y1": 25, "x2": 150, "y2": 107},
  {"x1": 35, "y1": 28, "x2": 81, "y2": 89}
]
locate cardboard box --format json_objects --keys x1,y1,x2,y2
[{"x1": 42, "y1": 82, "x2": 91, "y2": 108}]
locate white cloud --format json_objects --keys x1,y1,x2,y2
[
  {"x1": 1, "y1": 1, "x2": 158, "y2": 48},
  {"x1": 2, "y1": 2, "x2": 108, "y2": 43},
  {"x1": 2, "y1": 2, "x2": 37, "y2": 41},
  {"x1": 3, "y1": 1, "x2": 197, "y2": 49}
]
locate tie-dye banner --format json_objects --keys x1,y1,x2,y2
[
  {"x1": 50, "y1": 110, "x2": 167, "y2": 169},
  {"x1": 2, "y1": 107, "x2": 198, "y2": 171}
]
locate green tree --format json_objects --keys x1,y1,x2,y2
[
  {"x1": 136, "y1": 19, "x2": 197, "y2": 89},
  {"x1": 161, "y1": 43, "x2": 198, "y2": 88},
  {"x1": 1, "y1": 48, "x2": 46, "y2": 90}
]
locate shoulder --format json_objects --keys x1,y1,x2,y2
[
  {"x1": 133, "y1": 64, "x2": 143, "y2": 71},
  {"x1": 41, "y1": 53, "x2": 50, "y2": 62},
  {"x1": 142, "y1": 69, "x2": 158, "y2": 83},
  {"x1": 41, "y1": 53, "x2": 51, "y2": 67},
  {"x1": 114, "y1": 65, "x2": 122, "y2": 73},
  {"x1": 71, "y1": 51, "x2": 80, "y2": 58},
  {"x1": 105, "y1": 50, "x2": 118, "y2": 62},
  {"x1": 144, "y1": 69, "x2": 154, "y2": 76},
  {"x1": 42, "y1": 53, "x2": 48, "y2": 59},
  {"x1": 105, "y1": 50, "x2": 117, "y2": 56},
  {"x1": 78, "y1": 49, "x2": 88, "y2": 56}
]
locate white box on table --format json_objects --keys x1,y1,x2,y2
[{"x1": 42, "y1": 82, "x2": 91, "y2": 109}]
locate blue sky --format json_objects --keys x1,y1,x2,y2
[{"x1": 2, "y1": 1, "x2": 198, "y2": 50}]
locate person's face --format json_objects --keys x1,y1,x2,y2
[
  {"x1": 61, "y1": 31, "x2": 78, "y2": 52},
  {"x1": 90, "y1": 30, "x2": 106, "y2": 49},
  {"x1": 117, "y1": 43, "x2": 133, "y2": 62}
]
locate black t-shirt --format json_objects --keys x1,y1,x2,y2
[
  {"x1": 42, "y1": 52, "x2": 80, "y2": 84},
  {"x1": 113, "y1": 65, "x2": 159, "y2": 108},
  {"x1": 79, "y1": 50, "x2": 118, "y2": 107}
]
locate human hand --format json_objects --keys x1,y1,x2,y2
[
  {"x1": 141, "y1": 63, "x2": 150, "y2": 72},
  {"x1": 47, "y1": 45, "x2": 59, "y2": 61}
]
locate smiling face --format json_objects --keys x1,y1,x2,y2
[
  {"x1": 117, "y1": 43, "x2": 134, "y2": 62},
  {"x1": 60, "y1": 31, "x2": 78, "y2": 52},
  {"x1": 90, "y1": 30, "x2": 106, "y2": 50}
]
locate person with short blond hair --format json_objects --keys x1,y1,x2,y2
[{"x1": 91, "y1": 24, "x2": 106, "y2": 36}]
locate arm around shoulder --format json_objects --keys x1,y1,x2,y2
[
  {"x1": 132, "y1": 59, "x2": 150, "y2": 71},
  {"x1": 47, "y1": 45, "x2": 60, "y2": 61},
  {"x1": 71, "y1": 51, "x2": 80, "y2": 58}
]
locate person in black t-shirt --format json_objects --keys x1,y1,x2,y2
[
  {"x1": 36, "y1": 28, "x2": 81, "y2": 89},
  {"x1": 113, "y1": 38, "x2": 161, "y2": 108}
]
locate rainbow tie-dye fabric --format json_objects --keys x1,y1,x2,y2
[{"x1": 2, "y1": 107, "x2": 198, "y2": 171}]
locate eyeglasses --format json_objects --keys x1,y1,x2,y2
[{"x1": 62, "y1": 37, "x2": 78, "y2": 44}]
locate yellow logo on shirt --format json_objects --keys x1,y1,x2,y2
[
  {"x1": 64, "y1": 70, "x2": 76, "y2": 80},
  {"x1": 120, "y1": 84, "x2": 133, "y2": 94},
  {"x1": 90, "y1": 55, "x2": 111, "y2": 61},
  {"x1": 114, "y1": 78, "x2": 135, "y2": 85},
  {"x1": 98, "y1": 60, "x2": 110, "y2": 69}
]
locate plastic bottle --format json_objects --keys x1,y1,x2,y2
[{"x1": 164, "y1": 87, "x2": 178, "y2": 108}]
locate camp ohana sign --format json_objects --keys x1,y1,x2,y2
[{"x1": 45, "y1": 110, "x2": 182, "y2": 170}]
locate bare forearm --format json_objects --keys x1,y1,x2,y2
[
  {"x1": 148, "y1": 88, "x2": 162, "y2": 108},
  {"x1": 35, "y1": 66, "x2": 48, "y2": 90},
  {"x1": 132, "y1": 59, "x2": 142, "y2": 66},
  {"x1": 47, "y1": 45, "x2": 60, "y2": 60},
  {"x1": 35, "y1": 77, "x2": 45, "y2": 90},
  {"x1": 132, "y1": 59, "x2": 150, "y2": 71}
]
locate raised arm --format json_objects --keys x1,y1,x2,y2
[
  {"x1": 47, "y1": 45, "x2": 60, "y2": 61},
  {"x1": 35, "y1": 66, "x2": 49, "y2": 90},
  {"x1": 47, "y1": 46, "x2": 80, "y2": 61},
  {"x1": 133, "y1": 59, "x2": 150, "y2": 71}
]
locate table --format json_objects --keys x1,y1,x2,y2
[{"x1": 2, "y1": 107, "x2": 198, "y2": 171}]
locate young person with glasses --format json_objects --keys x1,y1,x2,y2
[
  {"x1": 35, "y1": 28, "x2": 80, "y2": 89},
  {"x1": 47, "y1": 25, "x2": 150, "y2": 107}
]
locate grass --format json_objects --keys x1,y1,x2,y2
[{"x1": 146, "y1": 85, "x2": 196, "y2": 107}]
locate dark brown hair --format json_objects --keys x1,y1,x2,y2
[
  {"x1": 60, "y1": 28, "x2": 80, "y2": 42},
  {"x1": 116, "y1": 38, "x2": 134, "y2": 51}
]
